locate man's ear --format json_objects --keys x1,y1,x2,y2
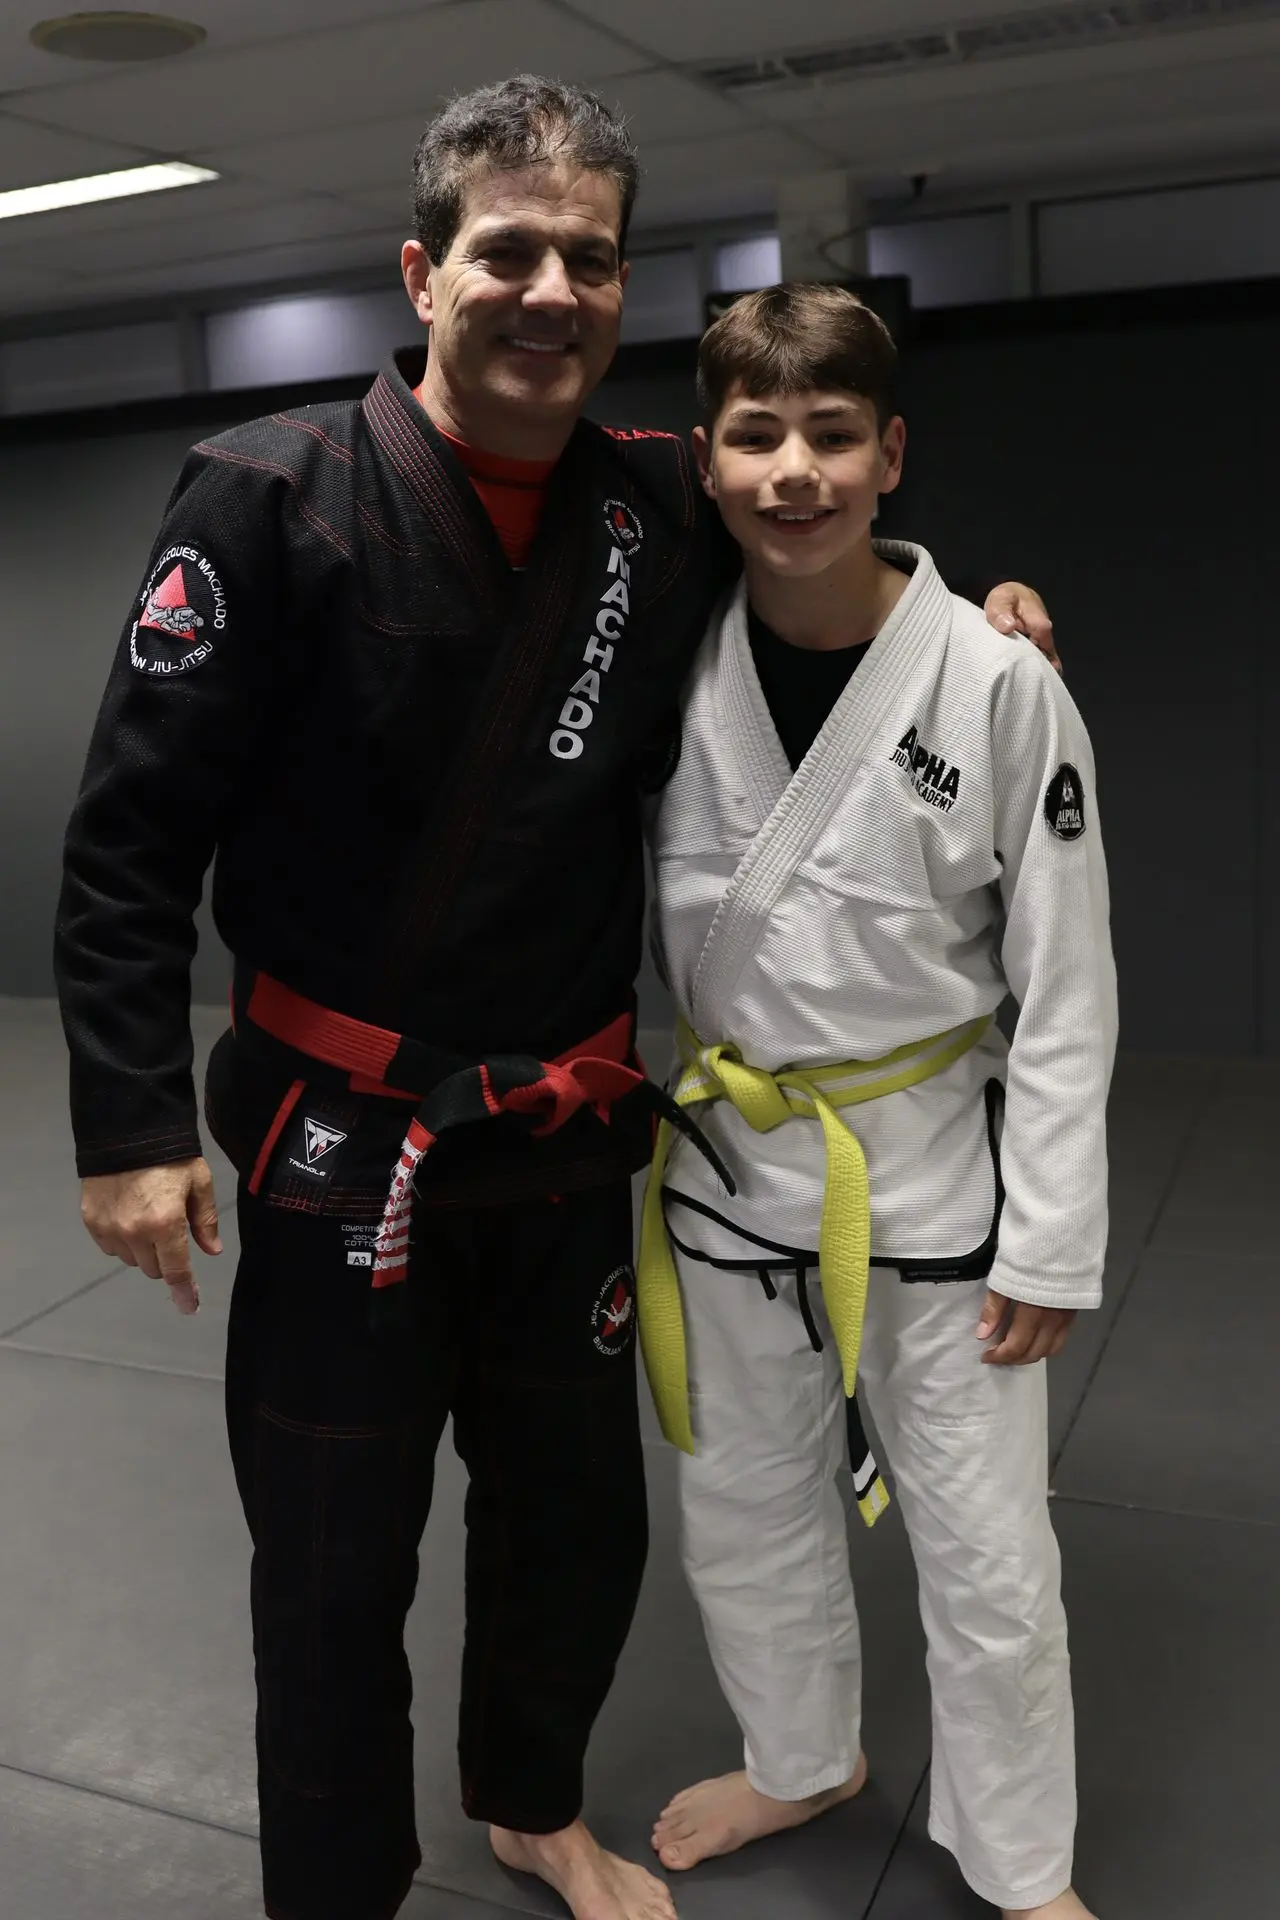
[
  {"x1": 692, "y1": 423, "x2": 717, "y2": 499},
  {"x1": 402, "y1": 240, "x2": 434, "y2": 326}
]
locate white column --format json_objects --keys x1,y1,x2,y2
[{"x1": 777, "y1": 171, "x2": 868, "y2": 282}]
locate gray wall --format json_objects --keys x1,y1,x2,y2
[
  {"x1": 883, "y1": 312, "x2": 1278, "y2": 1057},
  {"x1": 3, "y1": 300, "x2": 1277, "y2": 1053}
]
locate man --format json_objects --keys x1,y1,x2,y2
[{"x1": 55, "y1": 76, "x2": 1056, "y2": 1920}]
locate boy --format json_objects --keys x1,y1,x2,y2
[{"x1": 638, "y1": 284, "x2": 1115, "y2": 1919}]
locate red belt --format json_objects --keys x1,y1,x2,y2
[{"x1": 239, "y1": 972, "x2": 648, "y2": 1310}]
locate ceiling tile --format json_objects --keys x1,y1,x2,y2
[
  {"x1": 0, "y1": 0, "x2": 458, "y2": 93},
  {"x1": 744, "y1": 18, "x2": 1280, "y2": 122},
  {"x1": 561, "y1": 0, "x2": 1065, "y2": 64},
  {"x1": 204, "y1": 67, "x2": 752, "y2": 206},
  {"x1": 0, "y1": 175, "x2": 284, "y2": 257},
  {"x1": 1, "y1": 188, "x2": 374, "y2": 275},
  {"x1": 597, "y1": 69, "x2": 750, "y2": 142},
  {"x1": 196, "y1": 116, "x2": 430, "y2": 197},
  {"x1": 803, "y1": 53, "x2": 1280, "y2": 176},
  {"x1": 0, "y1": 111, "x2": 147, "y2": 191},
  {"x1": 638, "y1": 126, "x2": 820, "y2": 191},
  {"x1": 37, "y1": 227, "x2": 404, "y2": 308},
  {"x1": 0, "y1": 264, "x2": 64, "y2": 315},
  {"x1": 12, "y1": 2, "x2": 650, "y2": 153}
]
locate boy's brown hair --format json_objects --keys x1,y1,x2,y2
[{"x1": 697, "y1": 282, "x2": 899, "y2": 430}]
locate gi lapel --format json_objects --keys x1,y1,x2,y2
[
  {"x1": 689, "y1": 541, "x2": 952, "y2": 1038},
  {"x1": 716, "y1": 577, "x2": 795, "y2": 828},
  {"x1": 361, "y1": 354, "x2": 593, "y2": 1019}
]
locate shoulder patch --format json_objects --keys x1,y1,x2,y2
[
  {"x1": 130, "y1": 545, "x2": 226, "y2": 676},
  {"x1": 1044, "y1": 762, "x2": 1086, "y2": 841}
]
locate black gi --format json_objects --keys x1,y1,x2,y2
[{"x1": 55, "y1": 348, "x2": 730, "y2": 1920}]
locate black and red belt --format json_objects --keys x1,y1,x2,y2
[{"x1": 234, "y1": 970, "x2": 732, "y2": 1322}]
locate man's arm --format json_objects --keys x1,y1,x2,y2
[
  {"x1": 979, "y1": 648, "x2": 1117, "y2": 1360},
  {"x1": 56, "y1": 445, "x2": 283, "y2": 1305}
]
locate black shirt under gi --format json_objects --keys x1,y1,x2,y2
[
  {"x1": 56, "y1": 348, "x2": 736, "y2": 1205},
  {"x1": 747, "y1": 606, "x2": 876, "y2": 770}
]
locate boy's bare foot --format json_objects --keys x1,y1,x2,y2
[
  {"x1": 491, "y1": 1819, "x2": 677, "y2": 1919},
  {"x1": 652, "y1": 1750, "x2": 868, "y2": 1870},
  {"x1": 1004, "y1": 1891, "x2": 1096, "y2": 1919}
]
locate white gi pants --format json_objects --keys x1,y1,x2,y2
[{"x1": 676, "y1": 1255, "x2": 1076, "y2": 1912}]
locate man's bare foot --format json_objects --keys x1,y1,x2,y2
[
  {"x1": 1004, "y1": 1890, "x2": 1096, "y2": 1919},
  {"x1": 491, "y1": 1819, "x2": 677, "y2": 1920},
  {"x1": 651, "y1": 1750, "x2": 868, "y2": 1871}
]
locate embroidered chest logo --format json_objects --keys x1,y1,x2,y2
[
  {"x1": 1044, "y1": 762, "x2": 1086, "y2": 841},
  {"x1": 130, "y1": 544, "x2": 226, "y2": 676},
  {"x1": 548, "y1": 530, "x2": 633, "y2": 762},
  {"x1": 892, "y1": 724, "x2": 962, "y2": 812},
  {"x1": 603, "y1": 497, "x2": 643, "y2": 552},
  {"x1": 591, "y1": 1266, "x2": 636, "y2": 1355}
]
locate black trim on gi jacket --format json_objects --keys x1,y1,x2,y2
[{"x1": 56, "y1": 348, "x2": 732, "y2": 1194}]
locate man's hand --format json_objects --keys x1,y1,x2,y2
[
  {"x1": 984, "y1": 582, "x2": 1062, "y2": 676},
  {"x1": 977, "y1": 1288, "x2": 1075, "y2": 1365},
  {"x1": 80, "y1": 1158, "x2": 221, "y2": 1316}
]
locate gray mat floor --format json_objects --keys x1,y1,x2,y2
[{"x1": 2, "y1": 997, "x2": 1276, "y2": 1919}]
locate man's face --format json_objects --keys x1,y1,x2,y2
[
  {"x1": 696, "y1": 386, "x2": 905, "y2": 580},
  {"x1": 405, "y1": 161, "x2": 628, "y2": 435}
]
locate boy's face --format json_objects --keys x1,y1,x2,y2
[{"x1": 694, "y1": 386, "x2": 905, "y2": 579}]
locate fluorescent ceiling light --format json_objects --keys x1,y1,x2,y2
[{"x1": 0, "y1": 159, "x2": 217, "y2": 222}]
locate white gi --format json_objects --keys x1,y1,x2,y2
[{"x1": 648, "y1": 542, "x2": 1117, "y2": 1912}]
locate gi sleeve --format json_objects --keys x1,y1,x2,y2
[
  {"x1": 54, "y1": 444, "x2": 284, "y2": 1178},
  {"x1": 986, "y1": 648, "x2": 1118, "y2": 1311}
]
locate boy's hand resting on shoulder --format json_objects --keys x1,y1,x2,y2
[
  {"x1": 977, "y1": 1289, "x2": 1076, "y2": 1365},
  {"x1": 984, "y1": 582, "x2": 1062, "y2": 676}
]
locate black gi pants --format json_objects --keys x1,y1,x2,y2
[{"x1": 224, "y1": 1176, "x2": 647, "y2": 1920}]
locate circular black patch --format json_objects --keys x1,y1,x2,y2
[
  {"x1": 591, "y1": 1265, "x2": 636, "y2": 1356},
  {"x1": 1044, "y1": 762, "x2": 1086, "y2": 841},
  {"x1": 129, "y1": 544, "x2": 226, "y2": 677},
  {"x1": 603, "y1": 497, "x2": 643, "y2": 553}
]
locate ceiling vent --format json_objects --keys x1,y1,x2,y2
[
  {"x1": 697, "y1": 0, "x2": 1280, "y2": 94},
  {"x1": 30, "y1": 12, "x2": 207, "y2": 62}
]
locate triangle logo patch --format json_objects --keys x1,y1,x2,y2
[
  {"x1": 140, "y1": 562, "x2": 204, "y2": 640},
  {"x1": 304, "y1": 1118, "x2": 348, "y2": 1165}
]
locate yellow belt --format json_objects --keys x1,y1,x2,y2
[{"x1": 637, "y1": 1013, "x2": 993, "y2": 1523}]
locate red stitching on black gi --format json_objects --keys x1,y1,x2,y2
[
  {"x1": 640, "y1": 438, "x2": 697, "y2": 606},
  {"x1": 196, "y1": 445, "x2": 355, "y2": 563},
  {"x1": 248, "y1": 1079, "x2": 305, "y2": 1197},
  {"x1": 272, "y1": 412, "x2": 356, "y2": 466},
  {"x1": 603, "y1": 425, "x2": 681, "y2": 441},
  {"x1": 355, "y1": 501, "x2": 417, "y2": 555},
  {"x1": 361, "y1": 380, "x2": 490, "y2": 605},
  {"x1": 372, "y1": 513, "x2": 579, "y2": 1009},
  {"x1": 254, "y1": 410, "x2": 424, "y2": 560}
]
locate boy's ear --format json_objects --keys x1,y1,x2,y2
[
  {"x1": 692, "y1": 423, "x2": 717, "y2": 499},
  {"x1": 878, "y1": 415, "x2": 906, "y2": 498}
]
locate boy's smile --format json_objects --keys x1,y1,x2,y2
[{"x1": 694, "y1": 387, "x2": 905, "y2": 582}]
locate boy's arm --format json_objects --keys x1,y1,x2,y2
[{"x1": 984, "y1": 651, "x2": 1118, "y2": 1322}]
